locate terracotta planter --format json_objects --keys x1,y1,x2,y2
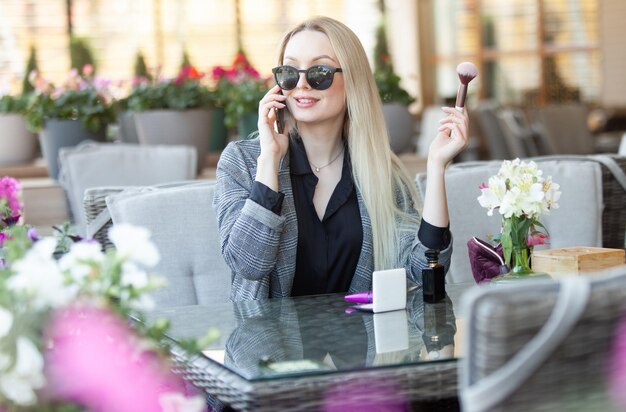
[
  {"x1": 39, "y1": 119, "x2": 106, "y2": 180},
  {"x1": 134, "y1": 108, "x2": 211, "y2": 171},
  {"x1": 0, "y1": 114, "x2": 38, "y2": 166}
]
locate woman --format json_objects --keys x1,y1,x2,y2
[{"x1": 214, "y1": 16, "x2": 469, "y2": 301}]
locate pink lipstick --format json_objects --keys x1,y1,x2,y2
[{"x1": 344, "y1": 291, "x2": 373, "y2": 304}]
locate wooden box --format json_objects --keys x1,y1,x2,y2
[{"x1": 532, "y1": 246, "x2": 625, "y2": 278}]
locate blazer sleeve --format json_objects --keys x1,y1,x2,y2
[
  {"x1": 213, "y1": 141, "x2": 287, "y2": 281},
  {"x1": 395, "y1": 185, "x2": 453, "y2": 285}
]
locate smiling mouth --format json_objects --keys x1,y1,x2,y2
[{"x1": 295, "y1": 97, "x2": 318, "y2": 104}]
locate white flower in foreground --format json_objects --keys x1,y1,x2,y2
[
  {"x1": 0, "y1": 336, "x2": 45, "y2": 406},
  {"x1": 129, "y1": 293, "x2": 156, "y2": 312},
  {"x1": 59, "y1": 241, "x2": 105, "y2": 282},
  {"x1": 120, "y1": 262, "x2": 149, "y2": 289},
  {"x1": 7, "y1": 237, "x2": 75, "y2": 310},
  {"x1": 0, "y1": 306, "x2": 13, "y2": 338},
  {"x1": 109, "y1": 224, "x2": 160, "y2": 268},
  {"x1": 159, "y1": 392, "x2": 206, "y2": 412}
]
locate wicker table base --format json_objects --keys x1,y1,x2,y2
[{"x1": 170, "y1": 344, "x2": 457, "y2": 411}]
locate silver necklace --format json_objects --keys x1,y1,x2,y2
[{"x1": 310, "y1": 146, "x2": 344, "y2": 173}]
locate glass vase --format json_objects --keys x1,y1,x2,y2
[
  {"x1": 511, "y1": 246, "x2": 533, "y2": 276},
  {"x1": 493, "y1": 246, "x2": 550, "y2": 284}
]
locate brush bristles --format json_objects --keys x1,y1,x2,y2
[{"x1": 457, "y1": 62, "x2": 478, "y2": 85}]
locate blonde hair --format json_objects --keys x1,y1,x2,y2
[{"x1": 277, "y1": 16, "x2": 421, "y2": 270}]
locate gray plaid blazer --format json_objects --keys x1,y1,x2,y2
[{"x1": 213, "y1": 138, "x2": 452, "y2": 301}]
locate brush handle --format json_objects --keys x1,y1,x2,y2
[{"x1": 455, "y1": 83, "x2": 468, "y2": 112}]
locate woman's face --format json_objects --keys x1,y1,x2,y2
[{"x1": 281, "y1": 30, "x2": 346, "y2": 133}]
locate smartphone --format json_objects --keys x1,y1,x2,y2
[
  {"x1": 275, "y1": 107, "x2": 285, "y2": 134},
  {"x1": 275, "y1": 91, "x2": 285, "y2": 134}
]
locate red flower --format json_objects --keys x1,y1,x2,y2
[{"x1": 174, "y1": 65, "x2": 204, "y2": 85}]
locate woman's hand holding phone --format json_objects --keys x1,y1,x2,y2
[{"x1": 255, "y1": 85, "x2": 289, "y2": 191}]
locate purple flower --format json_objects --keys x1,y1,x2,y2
[
  {"x1": 2, "y1": 214, "x2": 20, "y2": 226},
  {"x1": 27, "y1": 227, "x2": 39, "y2": 242}
]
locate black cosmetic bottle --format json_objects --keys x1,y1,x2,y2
[{"x1": 423, "y1": 249, "x2": 445, "y2": 303}]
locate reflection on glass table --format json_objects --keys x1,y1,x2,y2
[
  {"x1": 142, "y1": 284, "x2": 469, "y2": 411},
  {"x1": 148, "y1": 286, "x2": 460, "y2": 382}
]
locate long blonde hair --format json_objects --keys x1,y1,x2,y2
[{"x1": 277, "y1": 16, "x2": 421, "y2": 270}]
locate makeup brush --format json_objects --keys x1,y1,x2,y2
[{"x1": 455, "y1": 62, "x2": 478, "y2": 112}]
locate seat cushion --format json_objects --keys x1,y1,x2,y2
[{"x1": 107, "y1": 181, "x2": 231, "y2": 306}]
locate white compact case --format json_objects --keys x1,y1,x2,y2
[{"x1": 354, "y1": 268, "x2": 407, "y2": 313}]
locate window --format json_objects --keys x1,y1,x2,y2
[{"x1": 426, "y1": 0, "x2": 600, "y2": 107}]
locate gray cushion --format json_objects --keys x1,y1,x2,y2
[
  {"x1": 107, "y1": 181, "x2": 231, "y2": 307},
  {"x1": 417, "y1": 158, "x2": 603, "y2": 284},
  {"x1": 58, "y1": 142, "x2": 197, "y2": 234}
]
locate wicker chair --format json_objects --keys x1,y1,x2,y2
[
  {"x1": 459, "y1": 265, "x2": 626, "y2": 412},
  {"x1": 58, "y1": 142, "x2": 197, "y2": 237}
]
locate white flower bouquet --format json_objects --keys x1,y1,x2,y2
[{"x1": 477, "y1": 158, "x2": 561, "y2": 274}]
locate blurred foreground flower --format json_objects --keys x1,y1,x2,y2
[
  {"x1": 0, "y1": 223, "x2": 208, "y2": 411},
  {"x1": 0, "y1": 176, "x2": 22, "y2": 228},
  {"x1": 45, "y1": 305, "x2": 191, "y2": 411}
]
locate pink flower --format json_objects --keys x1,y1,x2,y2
[
  {"x1": 479, "y1": 182, "x2": 488, "y2": 190},
  {"x1": 526, "y1": 232, "x2": 549, "y2": 246},
  {"x1": 211, "y1": 66, "x2": 227, "y2": 80},
  {"x1": 82, "y1": 64, "x2": 94, "y2": 77},
  {"x1": 45, "y1": 305, "x2": 205, "y2": 412},
  {"x1": 0, "y1": 176, "x2": 22, "y2": 220}
]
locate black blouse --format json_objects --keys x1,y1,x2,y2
[{"x1": 249, "y1": 138, "x2": 450, "y2": 297}]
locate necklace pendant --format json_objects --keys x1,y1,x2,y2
[{"x1": 315, "y1": 167, "x2": 320, "y2": 172}]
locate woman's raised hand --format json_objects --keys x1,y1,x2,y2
[
  {"x1": 428, "y1": 106, "x2": 470, "y2": 168},
  {"x1": 257, "y1": 85, "x2": 290, "y2": 161}
]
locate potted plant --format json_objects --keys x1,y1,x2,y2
[
  {"x1": 115, "y1": 51, "x2": 152, "y2": 144},
  {"x1": 126, "y1": 65, "x2": 214, "y2": 170},
  {"x1": 0, "y1": 47, "x2": 40, "y2": 166},
  {"x1": 211, "y1": 51, "x2": 269, "y2": 140},
  {"x1": 25, "y1": 65, "x2": 116, "y2": 180},
  {"x1": 373, "y1": 19, "x2": 416, "y2": 154},
  {"x1": 0, "y1": 93, "x2": 38, "y2": 166}
]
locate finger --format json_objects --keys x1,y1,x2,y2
[
  {"x1": 438, "y1": 122, "x2": 467, "y2": 141},
  {"x1": 448, "y1": 123, "x2": 469, "y2": 144},
  {"x1": 259, "y1": 101, "x2": 286, "y2": 120},
  {"x1": 437, "y1": 124, "x2": 452, "y2": 137},
  {"x1": 439, "y1": 111, "x2": 468, "y2": 129}
]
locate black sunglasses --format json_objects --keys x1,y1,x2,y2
[{"x1": 272, "y1": 65, "x2": 343, "y2": 91}]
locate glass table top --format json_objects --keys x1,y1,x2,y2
[{"x1": 146, "y1": 284, "x2": 469, "y2": 381}]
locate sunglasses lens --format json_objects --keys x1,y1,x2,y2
[
  {"x1": 307, "y1": 66, "x2": 333, "y2": 90},
  {"x1": 274, "y1": 66, "x2": 298, "y2": 90}
]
